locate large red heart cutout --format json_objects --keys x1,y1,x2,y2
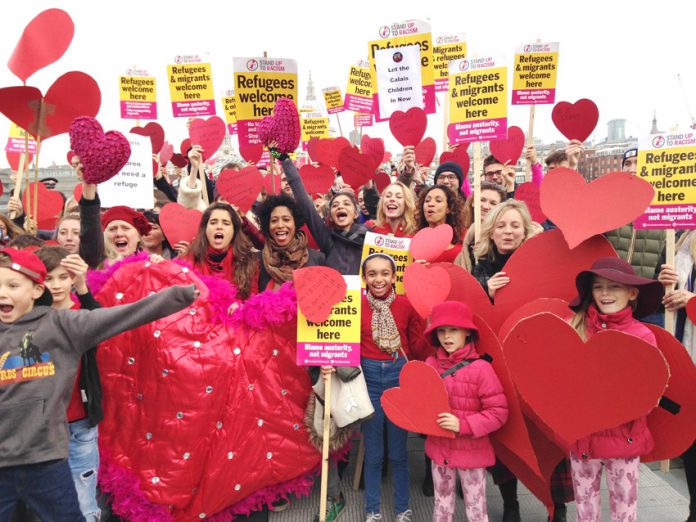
[
  {"x1": 414, "y1": 137, "x2": 436, "y2": 167},
  {"x1": 338, "y1": 146, "x2": 376, "y2": 189},
  {"x1": 170, "y1": 153, "x2": 188, "y2": 168},
  {"x1": 159, "y1": 203, "x2": 202, "y2": 247},
  {"x1": 498, "y1": 298, "x2": 572, "y2": 342},
  {"x1": 239, "y1": 143, "x2": 263, "y2": 164},
  {"x1": 503, "y1": 313, "x2": 669, "y2": 448},
  {"x1": 6, "y1": 151, "x2": 33, "y2": 172},
  {"x1": 540, "y1": 168, "x2": 655, "y2": 249},
  {"x1": 158, "y1": 141, "x2": 174, "y2": 166},
  {"x1": 130, "y1": 122, "x2": 165, "y2": 155},
  {"x1": 552, "y1": 99, "x2": 599, "y2": 142},
  {"x1": 261, "y1": 170, "x2": 282, "y2": 195},
  {"x1": 22, "y1": 182, "x2": 63, "y2": 229},
  {"x1": 189, "y1": 116, "x2": 226, "y2": 160},
  {"x1": 389, "y1": 107, "x2": 427, "y2": 147},
  {"x1": 409, "y1": 224, "x2": 453, "y2": 262},
  {"x1": 216, "y1": 166, "x2": 264, "y2": 212},
  {"x1": 310, "y1": 137, "x2": 351, "y2": 169},
  {"x1": 8, "y1": 9, "x2": 74, "y2": 82},
  {"x1": 299, "y1": 164, "x2": 334, "y2": 195},
  {"x1": 686, "y1": 295, "x2": 696, "y2": 324},
  {"x1": 514, "y1": 182, "x2": 546, "y2": 223},
  {"x1": 69, "y1": 117, "x2": 131, "y2": 185},
  {"x1": 403, "y1": 263, "x2": 451, "y2": 319},
  {"x1": 439, "y1": 144, "x2": 470, "y2": 175},
  {"x1": 381, "y1": 361, "x2": 455, "y2": 438},
  {"x1": 374, "y1": 171, "x2": 391, "y2": 193},
  {"x1": 361, "y1": 135, "x2": 385, "y2": 168},
  {"x1": 642, "y1": 324, "x2": 696, "y2": 462},
  {"x1": 293, "y1": 266, "x2": 347, "y2": 323},
  {"x1": 490, "y1": 126, "x2": 525, "y2": 165}
]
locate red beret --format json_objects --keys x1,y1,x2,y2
[{"x1": 101, "y1": 206, "x2": 151, "y2": 236}]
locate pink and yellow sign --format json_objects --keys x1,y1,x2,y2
[
  {"x1": 344, "y1": 60, "x2": 374, "y2": 114},
  {"x1": 433, "y1": 33, "x2": 467, "y2": 92},
  {"x1": 368, "y1": 19, "x2": 435, "y2": 121},
  {"x1": 233, "y1": 57, "x2": 298, "y2": 148},
  {"x1": 167, "y1": 55, "x2": 215, "y2": 117},
  {"x1": 354, "y1": 113, "x2": 373, "y2": 127},
  {"x1": 448, "y1": 57, "x2": 508, "y2": 144},
  {"x1": 322, "y1": 86, "x2": 345, "y2": 114},
  {"x1": 512, "y1": 42, "x2": 559, "y2": 105},
  {"x1": 5, "y1": 123, "x2": 36, "y2": 154},
  {"x1": 301, "y1": 114, "x2": 330, "y2": 150},
  {"x1": 119, "y1": 68, "x2": 157, "y2": 120},
  {"x1": 222, "y1": 90, "x2": 238, "y2": 135}
]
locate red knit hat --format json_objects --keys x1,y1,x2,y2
[
  {"x1": 101, "y1": 206, "x2": 151, "y2": 236},
  {"x1": 0, "y1": 247, "x2": 53, "y2": 306},
  {"x1": 424, "y1": 301, "x2": 478, "y2": 345}
]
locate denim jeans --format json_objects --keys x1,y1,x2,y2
[
  {"x1": 0, "y1": 459, "x2": 84, "y2": 521},
  {"x1": 361, "y1": 357, "x2": 409, "y2": 514},
  {"x1": 68, "y1": 419, "x2": 100, "y2": 522}
]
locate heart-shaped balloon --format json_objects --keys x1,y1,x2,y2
[
  {"x1": 414, "y1": 137, "x2": 437, "y2": 167},
  {"x1": 22, "y1": 182, "x2": 63, "y2": 229},
  {"x1": 293, "y1": 266, "x2": 347, "y2": 323},
  {"x1": 503, "y1": 313, "x2": 669, "y2": 448},
  {"x1": 514, "y1": 182, "x2": 546, "y2": 223},
  {"x1": 540, "y1": 168, "x2": 655, "y2": 249},
  {"x1": 338, "y1": 146, "x2": 376, "y2": 189},
  {"x1": 130, "y1": 122, "x2": 165, "y2": 155},
  {"x1": 310, "y1": 137, "x2": 351, "y2": 169},
  {"x1": 159, "y1": 203, "x2": 202, "y2": 247},
  {"x1": 389, "y1": 107, "x2": 427, "y2": 146},
  {"x1": 189, "y1": 116, "x2": 226, "y2": 160},
  {"x1": 409, "y1": 224, "x2": 453, "y2": 262},
  {"x1": 489, "y1": 126, "x2": 525, "y2": 165},
  {"x1": 381, "y1": 361, "x2": 455, "y2": 438},
  {"x1": 158, "y1": 141, "x2": 174, "y2": 166},
  {"x1": 69, "y1": 117, "x2": 131, "y2": 185},
  {"x1": 360, "y1": 135, "x2": 385, "y2": 168},
  {"x1": 8, "y1": 9, "x2": 74, "y2": 82},
  {"x1": 552, "y1": 99, "x2": 599, "y2": 142},
  {"x1": 216, "y1": 166, "x2": 264, "y2": 212},
  {"x1": 403, "y1": 262, "x2": 451, "y2": 319},
  {"x1": 299, "y1": 164, "x2": 334, "y2": 196},
  {"x1": 239, "y1": 143, "x2": 263, "y2": 164}
]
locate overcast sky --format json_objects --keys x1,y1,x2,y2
[{"x1": 1, "y1": 0, "x2": 694, "y2": 166}]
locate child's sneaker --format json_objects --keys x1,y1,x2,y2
[
  {"x1": 396, "y1": 509, "x2": 413, "y2": 522},
  {"x1": 312, "y1": 495, "x2": 346, "y2": 522},
  {"x1": 365, "y1": 513, "x2": 382, "y2": 522}
]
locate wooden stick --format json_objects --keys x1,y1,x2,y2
[
  {"x1": 352, "y1": 433, "x2": 365, "y2": 491},
  {"x1": 442, "y1": 94, "x2": 450, "y2": 159},
  {"x1": 335, "y1": 114, "x2": 343, "y2": 137},
  {"x1": 30, "y1": 138, "x2": 42, "y2": 236},
  {"x1": 9, "y1": 153, "x2": 27, "y2": 220},
  {"x1": 473, "y1": 142, "x2": 483, "y2": 243},
  {"x1": 525, "y1": 105, "x2": 536, "y2": 182},
  {"x1": 660, "y1": 228, "x2": 676, "y2": 473},
  {"x1": 318, "y1": 371, "x2": 333, "y2": 522},
  {"x1": 198, "y1": 162, "x2": 209, "y2": 203}
]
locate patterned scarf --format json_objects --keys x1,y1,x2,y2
[
  {"x1": 366, "y1": 289, "x2": 401, "y2": 354},
  {"x1": 262, "y1": 232, "x2": 309, "y2": 285}
]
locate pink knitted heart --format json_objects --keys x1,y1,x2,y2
[
  {"x1": 69, "y1": 116, "x2": 130, "y2": 184},
  {"x1": 258, "y1": 97, "x2": 300, "y2": 153}
]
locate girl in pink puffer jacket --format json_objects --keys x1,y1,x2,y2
[
  {"x1": 568, "y1": 257, "x2": 664, "y2": 522},
  {"x1": 424, "y1": 301, "x2": 508, "y2": 522}
]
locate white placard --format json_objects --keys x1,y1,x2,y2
[
  {"x1": 98, "y1": 134, "x2": 154, "y2": 209},
  {"x1": 374, "y1": 45, "x2": 423, "y2": 120}
]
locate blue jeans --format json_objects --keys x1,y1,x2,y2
[
  {"x1": 0, "y1": 459, "x2": 84, "y2": 521},
  {"x1": 68, "y1": 420, "x2": 100, "y2": 522},
  {"x1": 641, "y1": 311, "x2": 664, "y2": 328},
  {"x1": 361, "y1": 357, "x2": 409, "y2": 514}
]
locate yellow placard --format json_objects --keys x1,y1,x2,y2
[
  {"x1": 322, "y1": 87, "x2": 345, "y2": 114},
  {"x1": 222, "y1": 95, "x2": 237, "y2": 124},
  {"x1": 8, "y1": 123, "x2": 32, "y2": 140},
  {"x1": 512, "y1": 52, "x2": 559, "y2": 91},
  {"x1": 119, "y1": 76, "x2": 156, "y2": 102},
  {"x1": 301, "y1": 116, "x2": 329, "y2": 142},
  {"x1": 360, "y1": 232, "x2": 413, "y2": 295},
  {"x1": 433, "y1": 36, "x2": 467, "y2": 90},
  {"x1": 167, "y1": 63, "x2": 214, "y2": 103},
  {"x1": 449, "y1": 65, "x2": 508, "y2": 122}
]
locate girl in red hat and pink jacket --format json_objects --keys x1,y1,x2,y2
[{"x1": 424, "y1": 301, "x2": 509, "y2": 522}]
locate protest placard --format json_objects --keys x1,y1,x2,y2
[
  {"x1": 344, "y1": 60, "x2": 374, "y2": 114},
  {"x1": 374, "y1": 46, "x2": 423, "y2": 120},
  {"x1": 97, "y1": 133, "x2": 154, "y2": 209},
  {"x1": 167, "y1": 55, "x2": 215, "y2": 117},
  {"x1": 433, "y1": 34, "x2": 467, "y2": 92},
  {"x1": 322, "y1": 86, "x2": 345, "y2": 114},
  {"x1": 361, "y1": 232, "x2": 413, "y2": 294},
  {"x1": 512, "y1": 42, "x2": 559, "y2": 105},
  {"x1": 119, "y1": 68, "x2": 156, "y2": 119},
  {"x1": 5, "y1": 123, "x2": 36, "y2": 154},
  {"x1": 301, "y1": 113, "x2": 330, "y2": 149},
  {"x1": 221, "y1": 90, "x2": 238, "y2": 135}
]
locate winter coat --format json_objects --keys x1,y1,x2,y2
[
  {"x1": 605, "y1": 225, "x2": 665, "y2": 279},
  {"x1": 257, "y1": 246, "x2": 326, "y2": 291},
  {"x1": 570, "y1": 304, "x2": 656, "y2": 460},
  {"x1": 425, "y1": 344, "x2": 508, "y2": 469},
  {"x1": 472, "y1": 247, "x2": 512, "y2": 297}
]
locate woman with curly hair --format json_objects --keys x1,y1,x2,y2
[
  {"x1": 416, "y1": 185, "x2": 464, "y2": 263},
  {"x1": 255, "y1": 194, "x2": 325, "y2": 291}
]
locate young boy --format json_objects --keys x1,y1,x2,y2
[{"x1": 0, "y1": 247, "x2": 197, "y2": 520}]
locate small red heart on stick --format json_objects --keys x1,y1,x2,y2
[
  {"x1": 159, "y1": 203, "x2": 202, "y2": 247},
  {"x1": 293, "y1": 266, "x2": 347, "y2": 323},
  {"x1": 360, "y1": 135, "x2": 385, "y2": 168},
  {"x1": 130, "y1": 122, "x2": 165, "y2": 155},
  {"x1": 382, "y1": 361, "x2": 456, "y2": 438},
  {"x1": 6, "y1": 151, "x2": 33, "y2": 172},
  {"x1": 414, "y1": 137, "x2": 437, "y2": 167},
  {"x1": 338, "y1": 146, "x2": 376, "y2": 189},
  {"x1": 403, "y1": 262, "x2": 451, "y2": 318},
  {"x1": 170, "y1": 153, "x2": 188, "y2": 168},
  {"x1": 439, "y1": 145, "x2": 470, "y2": 174},
  {"x1": 409, "y1": 224, "x2": 453, "y2": 262},
  {"x1": 310, "y1": 137, "x2": 351, "y2": 169},
  {"x1": 299, "y1": 164, "x2": 334, "y2": 195},
  {"x1": 374, "y1": 171, "x2": 391, "y2": 193},
  {"x1": 158, "y1": 141, "x2": 174, "y2": 166},
  {"x1": 69, "y1": 117, "x2": 131, "y2": 185},
  {"x1": 216, "y1": 166, "x2": 264, "y2": 212},
  {"x1": 540, "y1": 168, "x2": 655, "y2": 249},
  {"x1": 552, "y1": 99, "x2": 599, "y2": 142},
  {"x1": 23, "y1": 182, "x2": 63, "y2": 229},
  {"x1": 239, "y1": 143, "x2": 263, "y2": 164},
  {"x1": 389, "y1": 107, "x2": 427, "y2": 146},
  {"x1": 515, "y1": 182, "x2": 546, "y2": 223},
  {"x1": 490, "y1": 126, "x2": 525, "y2": 165},
  {"x1": 180, "y1": 138, "x2": 192, "y2": 156},
  {"x1": 73, "y1": 183, "x2": 82, "y2": 202},
  {"x1": 189, "y1": 116, "x2": 226, "y2": 160}
]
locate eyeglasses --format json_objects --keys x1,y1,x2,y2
[
  {"x1": 483, "y1": 169, "x2": 503, "y2": 178},
  {"x1": 438, "y1": 174, "x2": 459, "y2": 181}
]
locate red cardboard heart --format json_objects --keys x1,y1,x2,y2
[
  {"x1": 686, "y1": 296, "x2": 696, "y2": 324},
  {"x1": 189, "y1": 116, "x2": 226, "y2": 160},
  {"x1": 299, "y1": 164, "x2": 334, "y2": 195},
  {"x1": 293, "y1": 266, "x2": 347, "y2": 323},
  {"x1": 374, "y1": 171, "x2": 391, "y2": 193},
  {"x1": 360, "y1": 135, "x2": 385, "y2": 168},
  {"x1": 540, "y1": 168, "x2": 655, "y2": 249},
  {"x1": 381, "y1": 361, "x2": 455, "y2": 438},
  {"x1": 498, "y1": 298, "x2": 572, "y2": 342},
  {"x1": 490, "y1": 126, "x2": 525, "y2": 165},
  {"x1": 383, "y1": 151, "x2": 392, "y2": 163},
  {"x1": 69, "y1": 117, "x2": 131, "y2": 185},
  {"x1": 22, "y1": 182, "x2": 63, "y2": 229},
  {"x1": 8, "y1": 9, "x2": 74, "y2": 82},
  {"x1": 389, "y1": 107, "x2": 427, "y2": 147},
  {"x1": 216, "y1": 166, "x2": 264, "y2": 212},
  {"x1": 261, "y1": 170, "x2": 282, "y2": 195},
  {"x1": 180, "y1": 138, "x2": 192, "y2": 156},
  {"x1": 130, "y1": 122, "x2": 165, "y2": 155},
  {"x1": 439, "y1": 145, "x2": 470, "y2": 175},
  {"x1": 552, "y1": 99, "x2": 599, "y2": 142},
  {"x1": 435, "y1": 262, "x2": 495, "y2": 326},
  {"x1": 515, "y1": 182, "x2": 546, "y2": 223},
  {"x1": 414, "y1": 137, "x2": 436, "y2": 167},
  {"x1": 642, "y1": 324, "x2": 696, "y2": 462},
  {"x1": 409, "y1": 224, "x2": 453, "y2": 262},
  {"x1": 312, "y1": 137, "x2": 351, "y2": 169},
  {"x1": 239, "y1": 143, "x2": 263, "y2": 164},
  {"x1": 73, "y1": 183, "x2": 82, "y2": 202},
  {"x1": 170, "y1": 153, "x2": 188, "y2": 168},
  {"x1": 403, "y1": 263, "x2": 451, "y2": 319},
  {"x1": 503, "y1": 313, "x2": 669, "y2": 448},
  {"x1": 159, "y1": 203, "x2": 202, "y2": 247},
  {"x1": 338, "y1": 146, "x2": 376, "y2": 189},
  {"x1": 158, "y1": 141, "x2": 174, "y2": 166},
  {"x1": 6, "y1": 151, "x2": 33, "y2": 172}
]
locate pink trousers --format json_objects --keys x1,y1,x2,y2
[
  {"x1": 570, "y1": 454, "x2": 640, "y2": 522},
  {"x1": 432, "y1": 463, "x2": 488, "y2": 522}
]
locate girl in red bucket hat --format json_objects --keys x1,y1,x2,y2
[
  {"x1": 568, "y1": 256, "x2": 664, "y2": 522},
  {"x1": 424, "y1": 301, "x2": 508, "y2": 522}
]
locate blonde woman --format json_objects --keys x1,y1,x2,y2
[{"x1": 368, "y1": 182, "x2": 418, "y2": 237}]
